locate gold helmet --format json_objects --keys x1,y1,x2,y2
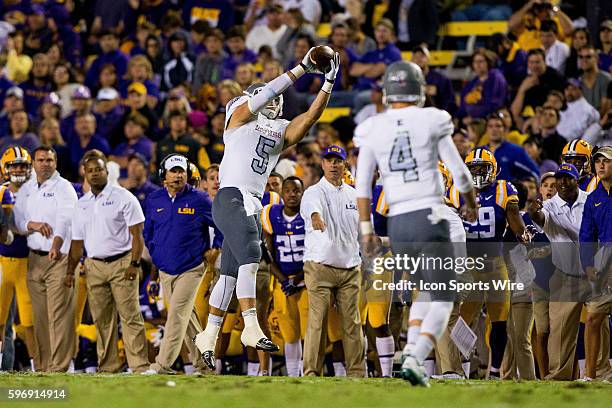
[
  {"x1": 562, "y1": 139, "x2": 592, "y2": 176},
  {"x1": 465, "y1": 148, "x2": 498, "y2": 189},
  {"x1": 342, "y1": 169, "x2": 355, "y2": 187},
  {"x1": 188, "y1": 162, "x2": 201, "y2": 188},
  {"x1": 438, "y1": 161, "x2": 452, "y2": 189},
  {"x1": 1, "y1": 146, "x2": 32, "y2": 185}
]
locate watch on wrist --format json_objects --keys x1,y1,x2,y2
[{"x1": 130, "y1": 260, "x2": 141, "y2": 268}]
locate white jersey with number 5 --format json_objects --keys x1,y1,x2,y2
[
  {"x1": 220, "y1": 96, "x2": 290, "y2": 197},
  {"x1": 355, "y1": 106, "x2": 470, "y2": 216}
]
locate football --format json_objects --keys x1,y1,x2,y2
[{"x1": 310, "y1": 45, "x2": 335, "y2": 72}]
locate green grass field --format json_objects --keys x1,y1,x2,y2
[{"x1": 0, "y1": 374, "x2": 611, "y2": 408}]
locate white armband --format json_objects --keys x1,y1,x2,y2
[{"x1": 247, "y1": 73, "x2": 294, "y2": 114}]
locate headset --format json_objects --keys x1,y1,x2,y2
[{"x1": 158, "y1": 153, "x2": 193, "y2": 181}]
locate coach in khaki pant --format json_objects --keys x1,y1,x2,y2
[
  {"x1": 66, "y1": 151, "x2": 148, "y2": 373},
  {"x1": 14, "y1": 146, "x2": 78, "y2": 372},
  {"x1": 300, "y1": 146, "x2": 364, "y2": 377},
  {"x1": 142, "y1": 154, "x2": 221, "y2": 374}
]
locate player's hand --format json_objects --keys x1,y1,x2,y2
[
  {"x1": 586, "y1": 266, "x2": 598, "y2": 282},
  {"x1": 28, "y1": 221, "x2": 53, "y2": 238},
  {"x1": 301, "y1": 47, "x2": 323, "y2": 74},
  {"x1": 312, "y1": 214, "x2": 326, "y2": 231},
  {"x1": 520, "y1": 74, "x2": 539, "y2": 92},
  {"x1": 460, "y1": 204, "x2": 478, "y2": 223},
  {"x1": 325, "y1": 52, "x2": 341, "y2": 83},
  {"x1": 281, "y1": 278, "x2": 298, "y2": 296},
  {"x1": 64, "y1": 273, "x2": 75, "y2": 288},
  {"x1": 124, "y1": 265, "x2": 139, "y2": 282},
  {"x1": 520, "y1": 225, "x2": 537, "y2": 243},
  {"x1": 148, "y1": 280, "x2": 160, "y2": 297},
  {"x1": 361, "y1": 233, "x2": 381, "y2": 257},
  {"x1": 49, "y1": 247, "x2": 63, "y2": 261}
]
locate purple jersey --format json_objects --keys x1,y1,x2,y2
[{"x1": 261, "y1": 204, "x2": 304, "y2": 277}]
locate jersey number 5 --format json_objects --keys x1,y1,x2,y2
[
  {"x1": 252, "y1": 135, "x2": 276, "y2": 175},
  {"x1": 389, "y1": 132, "x2": 419, "y2": 182}
]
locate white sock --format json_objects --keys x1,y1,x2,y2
[
  {"x1": 333, "y1": 362, "x2": 346, "y2": 377},
  {"x1": 284, "y1": 341, "x2": 302, "y2": 377},
  {"x1": 208, "y1": 313, "x2": 224, "y2": 327},
  {"x1": 85, "y1": 366, "x2": 97, "y2": 373},
  {"x1": 421, "y1": 301, "x2": 453, "y2": 339},
  {"x1": 209, "y1": 275, "x2": 237, "y2": 310},
  {"x1": 406, "y1": 293, "x2": 431, "y2": 351},
  {"x1": 424, "y1": 358, "x2": 435, "y2": 377},
  {"x1": 462, "y1": 361, "x2": 470, "y2": 378},
  {"x1": 68, "y1": 360, "x2": 74, "y2": 373},
  {"x1": 215, "y1": 359, "x2": 222, "y2": 375},
  {"x1": 364, "y1": 335, "x2": 369, "y2": 378},
  {"x1": 242, "y1": 308, "x2": 260, "y2": 330},
  {"x1": 375, "y1": 336, "x2": 395, "y2": 378},
  {"x1": 247, "y1": 362, "x2": 260, "y2": 376},
  {"x1": 236, "y1": 263, "x2": 259, "y2": 299},
  {"x1": 184, "y1": 363, "x2": 195, "y2": 375},
  {"x1": 413, "y1": 335, "x2": 435, "y2": 365},
  {"x1": 579, "y1": 359, "x2": 585, "y2": 378},
  {"x1": 30, "y1": 358, "x2": 35, "y2": 372},
  {"x1": 406, "y1": 326, "x2": 421, "y2": 351}
]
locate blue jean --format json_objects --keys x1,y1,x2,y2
[
  {"x1": 1, "y1": 296, "x2": 16, "y2": 370},
  {"x1": 451, "y1": 4, "x2": 512, "y2": 21}
]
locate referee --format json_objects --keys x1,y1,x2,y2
[
  {"x1": 66, "y1": 150, "x2": 149, "y2": 373},
  {"x1": 142, "y1": 154, "x2": 221, "y2": 374}
]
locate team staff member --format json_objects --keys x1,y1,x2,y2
[
  {"x1": 0, "y1": 147, "x2": 36, "y2": 371},
  {"x1": 579, "y1": 146, "x2": 612, "y2": 381},
  {"x1": 66, "y1": 150, "x2": 149, "y2": 373},
  {"x1": 14, "y1": 146, "x2": 78, "y2": 372},
  {"x1": 300, "y1": 146, "x2": 364, "y2": 377},
  {"x1": 142, "y1": 154, "x2": 221, "y2": 374}
]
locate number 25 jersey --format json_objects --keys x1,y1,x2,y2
[
  {"x1": 354, "y1": 106, "x2": 453, "y2": 216},
  {"x1": 220, "y1": 96, "x2": 290, "y2": 197},
  {"x1": 261, "y1": 204, "x2": 305, "y2": 276}
]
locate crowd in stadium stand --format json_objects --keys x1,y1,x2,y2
[{"x1": 0, "y1": 0, "x2": 611, "y2": 380}]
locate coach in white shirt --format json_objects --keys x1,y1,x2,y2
[
  {"x1": 14, "y1": 146, "x2": 78, "y2": 372},
  {"x1": 300, "y1": 145, "x2": 363, "y2": 377},
  {"x1": 528, "y1": 163, "x2": 590, "y2": 380},
  {"x1": 65, "y1": 150, "x2": 148, "y2": 373}
]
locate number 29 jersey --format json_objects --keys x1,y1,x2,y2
[
  {"x1": 463, "y1": 180, "x2": 518, "y2": 257},
  {"x1": 354, "y1": 106, "x2": 453, "y2": 216},
  {"x1": 261, "y1": 203, "x2": 305, "y2": 276},
  {"x1": 220, "y1": 96, "x2": 290, "y2": 197}
]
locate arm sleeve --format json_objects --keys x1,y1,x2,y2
[
  {"x1": 123, "y1": 192, "x2": 146, "y2": 227},
  {"x1": 355, "y1": 144, "x2": 377, "y2": 199},
  {"x1": 300, "y1": 188, "x2": 323, "y2": 220},
  {"x1": 579, "y1": 199, "x2": 597, "y2": 269},
  {"x1": 54, "y1": 182, "x2": 78, "y2": 242},
  {"x1": 247, "y1": 73, "x2": 294, "y2": 114},
  {"x1": 438, "y1": 135, "x2": 473, "y2": 194}
]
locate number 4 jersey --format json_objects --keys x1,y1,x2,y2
[
  {"x1": 261, "y1": 204, "x2": 305, "y2": 276},
  {"x1": 220, "y1": 96, "x2": 289, "y2": 197},
  {"x1": 354, "y1": 106, "x2": 456, "y2": 216}
]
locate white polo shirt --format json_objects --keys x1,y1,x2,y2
[
  {"x1": 72, "y1": 183, "x2": 145, "y2": 258},
  {"x1": 545, "y1": 40, "x2": 570, "y2": 73},
  {"x1": 14, "y1": 171, "x2": 77, "y2": 254},
  {"x1": 301, "y1": 177, "x2": 361, "y2": 269},
  {"x1": 541, "y1": 190, "x2": 587, "y2": 276}
]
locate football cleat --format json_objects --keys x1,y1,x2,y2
[
  {"x1": 400, "y1": 354, "x2": 430, "y2": 387},
  {"x1": 193, "y1": 330, "x2": 218, "y2": 370},
  {"x1": 201, "y1": 350, "x2": 216, "y2": 370},
  {"x1": 240, "y1": 326, "x2": 280, "y2": 352}
]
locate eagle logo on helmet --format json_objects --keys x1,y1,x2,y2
[
  {"x1": 244, "y1": 82, "x2": 283, "y2": 120},
  {"x1": 465, "y1": 148, "x2": 498, "y2": 189},
  {"x1": 1, "y1": 146, "x2": 32, "y2": 185},
  {"x1": 562, "y1": 139, "x2": 592, "y2": 176}
]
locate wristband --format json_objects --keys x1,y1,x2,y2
[
  {"x1": 360, "y1": 221, "x2": 374, "y2": 236},
  {"x1": 321, "y1": 80, "x2": 334, "y2": 94},
  {"x1": 289, "y1": 63, "x2": 306, "y2": 79}
]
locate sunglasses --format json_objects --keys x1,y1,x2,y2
[{"x1": 578, "y1": 55, "x2": 594, "y2": 59}]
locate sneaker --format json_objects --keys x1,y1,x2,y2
[
  {"x1": 240, "y1": 327, "x2": 280, "y2": 352},
  {"x1": 576, "y1": 377, "x2": 594, "y2": 382},
  {"x1": 431, "y1": 372, "x2": 465, "y2": 380},
  {"x1": 141, "y1": 369, "x2": 158, "y2": 375},
  {"x1": 193, "y1": 332, "x2": 217, "y2": 370},
  {"x1": 400, "y1": 354, "x2": 430, "y2": 387}
]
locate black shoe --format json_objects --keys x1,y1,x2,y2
[
  {"x1": 192, "y1": 335, "x2": 216, "y2": 370},
  {"x1": 255, "y1": 338, "x2": 280, "y2": 352}
]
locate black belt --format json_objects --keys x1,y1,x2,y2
[
  {"x1": 31, "y1": 249, "x2": 49, "y2": 256},
  {"x1": 91, "y1": 250, "x2": 131, "y2": 263}
]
